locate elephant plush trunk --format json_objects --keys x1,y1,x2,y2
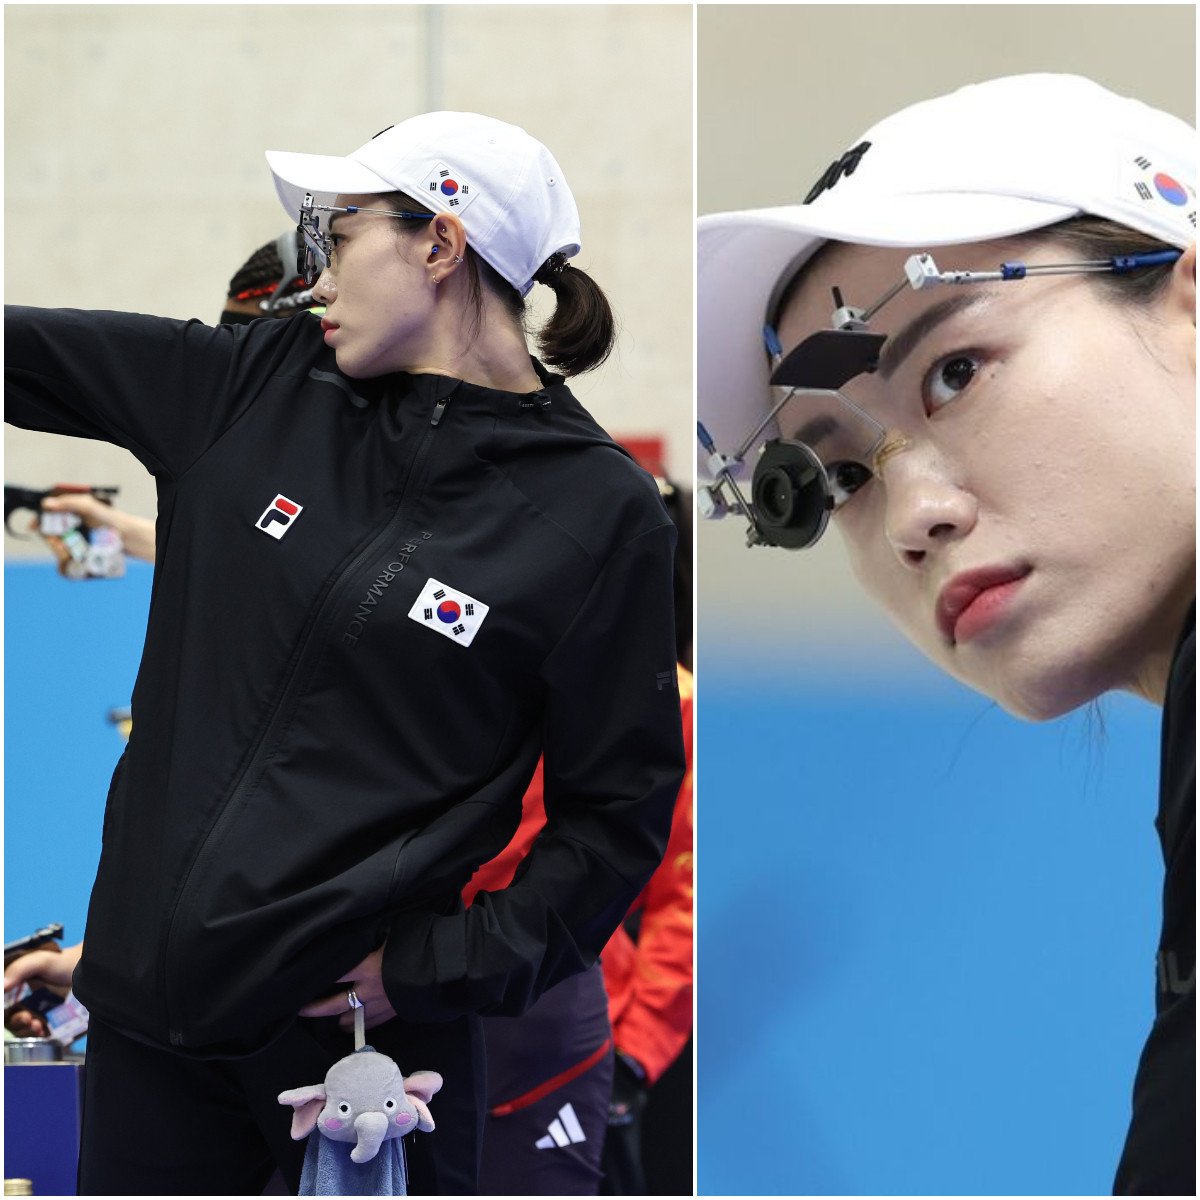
[{"x1": 350, "y1": 1110, "x2": 391, "y2": 1164}]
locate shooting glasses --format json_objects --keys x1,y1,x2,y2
[
  {"x1": 297, "y1": 194, "x2": 434, "y2": 287},
  {"x1": 697, "y1": 247, "x2": 1182, "y2": 550}
]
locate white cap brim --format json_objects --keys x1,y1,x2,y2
[{"x1": 265, "y1": 150, "x2": 396, "y2": 224}]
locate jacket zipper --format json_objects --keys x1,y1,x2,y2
[{"x1": 160, "y1": 390, "x2": 451, "y2": 1046}]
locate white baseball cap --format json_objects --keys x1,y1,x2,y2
[
  {"x1": 267, "y1": 111, "x2": 581, "y2": 297},
  {"x1": 698, "y1": 73, "x2": 1196, "y2": 473}
]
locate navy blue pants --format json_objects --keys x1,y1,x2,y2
[{"x1": 479, "y1": 963, "x2": 614, "y2": 1195}]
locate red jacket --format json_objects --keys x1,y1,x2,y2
[{"x1": 464, "y1": 667, "x2": 693, "y2": 1084}]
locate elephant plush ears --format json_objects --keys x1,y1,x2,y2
[
  {"x1": 403, "y1": 1070, "x2": 443, "y2": 1132},
  {"x1": 277, "y1": 1083, "x2": 327, "y2": 1140}
]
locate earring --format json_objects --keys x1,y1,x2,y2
[
  {"x1": 452, "y1": 254, "x2": 465, "y2": 264},
  {"x1": 431, "y1": 246, "x2": 439, "y2": 255}
]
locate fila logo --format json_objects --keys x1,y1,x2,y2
[
  {"x1": 257, "y1": 494, "x2": 303, "y2": 539},
  {"x1": 535, "y1": 1103, "x2": 587, "y2": 1150},
  {"x1": 407, "y1": 578, "x2": 489, "y2": 647}
]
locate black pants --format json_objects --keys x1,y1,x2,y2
[{"x1": 78, "y1": 1012, "x2": 485, "y2": 1196}]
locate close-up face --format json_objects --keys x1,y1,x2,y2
[
  {"x1": 312, "y1": 194, "x2": 438, "y2": 378},
  {"x1": 775, "y1": 234, "x2": 1196, "y2": 720}
]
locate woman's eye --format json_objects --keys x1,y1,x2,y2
[
  {"x1": 828, "y1": 460, "x2": 873, "y2": 509},
  {"x1": 924, "y1": 352, "x2": 981, "y2": 412}
]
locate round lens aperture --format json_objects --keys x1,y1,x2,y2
[
  {"x1": 750, "y1": 439, "x2": 834, "y2": 549},
  {"x1": 758, "y1": 469, "x2": 796, "y2": 523}
]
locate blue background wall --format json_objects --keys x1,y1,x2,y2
[
  {"x1": 6, "y1": 561, "x2": 154, "y2": 949},
  {"x1": 697, "y1": 644, "x2": 1164, "y2": 1195}
]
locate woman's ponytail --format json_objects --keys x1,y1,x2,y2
[{"x1": 531, "y1": 253, "x2": 616, "y2": 376}]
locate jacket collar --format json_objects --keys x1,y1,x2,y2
[{"x1": 390, "y1": 356, "x2": 569, "y2": 413}]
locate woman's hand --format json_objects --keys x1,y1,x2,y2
[
  {"x1": 3, "y1": 940, "x2": 83, "y2": 994},
  {"x1": 297, "y1": 946, "x2": 397, "y2": 1031}
]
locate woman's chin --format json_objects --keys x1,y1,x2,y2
[
  {"x1": 332, "y1": 349, "x2": 367, "y2": 379},
  {"x1": 994, "y1": 687, "x2": 1090, "y2": 724},
  {"x1": 977, "y1": 655, "x2": 1115, "y2": 723}
]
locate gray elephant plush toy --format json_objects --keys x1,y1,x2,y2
[{"x1": 279, "y1": 1046, "x2": 442, "y2": 1196}]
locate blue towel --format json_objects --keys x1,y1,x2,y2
[{"x1": 298, "y1": 1132, "x2": 408, "y2": 1196}]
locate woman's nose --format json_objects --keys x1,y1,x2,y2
[
  {"x1": 882, "y1": 450, "x2": 977, "y2": 569},
  {"x1": 311, "y1": 269, "x2": 337, "y2": 303}
]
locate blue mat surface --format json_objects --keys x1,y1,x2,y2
[
  {"x1": 697, "y1": 655, "x2": 1161, "y2": 1195},
  {"x1": 5, "y1": 560, "x2": 153, "y2": 946}
]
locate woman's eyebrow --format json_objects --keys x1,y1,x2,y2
[
  {"x1": 877, "y1": 291, "x2": 992, "y2": 381},
  {"x1": 790, "y1": 412, "x2": 840, "y2": 446}
]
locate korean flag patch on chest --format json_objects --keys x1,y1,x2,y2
[{"x1": 408, "y1": 578, "x2": 490, "y2": 647}]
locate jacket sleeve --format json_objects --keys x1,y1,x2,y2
[
  {"x1": 381, "y1": 521, "x2": 686, "y2": 1021},
  {"x1": 5, "y1": 305, "x2": 248, "y2": 479},
  {"x1": 605, "y1": 669, "x2": 694, "y2": 1084}
]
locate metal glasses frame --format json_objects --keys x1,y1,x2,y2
[
  {"x1": 297, "y1": 193, "x2": 434, "y2": 286},
  {"x1": 698, "y1": 246, "x2": 1183, "y2": 549}
]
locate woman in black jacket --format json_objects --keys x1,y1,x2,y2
[{"x1": 5, "y1": 111, "x2": 685, "y2": 1195}]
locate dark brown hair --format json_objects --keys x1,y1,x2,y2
[
  {"x1": 380, "y1": 191, "x2": 616, "y2": 376},
  {"x1": 1031, "y1": 214, "x2": 1179, "y2": 304},
  {"x1": 528, "y1": 253, "x2": 616, "y2": 375}
]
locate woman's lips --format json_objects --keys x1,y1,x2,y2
[
  {"x1": 936, "y1": 565, "x2": 1032, "y2": 645},
  {"x1": 320, "y1": 319, "x2": 338, "y2": 342}
]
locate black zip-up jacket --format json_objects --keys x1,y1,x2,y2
[
  {"x1": 5, "y1": 306, "x2": 685, "y2": 1058},
  {"x1": 1113, "y1": 603, "x2": 1195, "y2": 1195}
]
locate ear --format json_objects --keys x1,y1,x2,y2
[
  {"x1": 1171, "y1": 241, "x2": 1195, "y2": 311},
  {"x1": 277, "y1": 1085, "x2": 327, "y2": 1140},
  {"x1": 403, "y1": 1070, "x2": 443, "y2": 1103},
  {"x1": 410, "y1": 1097, "x2": 436, "y2": 1133},
  {"x1": 1166, "y1": 241, "x2": 1196, "y2": 371},
  {"x1": 428, "y1": 216, "x2": 467, "y2": 285}
]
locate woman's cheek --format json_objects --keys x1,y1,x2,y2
[{"x1": 841, "y1": 520, "x2": 895, "y2": 607}]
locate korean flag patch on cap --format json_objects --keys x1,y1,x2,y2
[
  {"x1": 408, "y1": 578, "x2": 489, "y2": 647},
  {"x1": 421, "y1": 161, "x2": 478, "y2": 213}
]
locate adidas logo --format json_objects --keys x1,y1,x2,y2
[{"x1": 534, "y1": 1102, "x2": 586, "y2": 1149}]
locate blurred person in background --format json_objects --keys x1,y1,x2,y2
[
  {"x1": 5, "y1": 110, "x2": 684, "y2": 1196},
  {"x1": 698, "y1": 74, "x2": 1193, "y2": 1195},
  {"x1": 5, "y1": 940, "x2": 68, "y2": 1040}
]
